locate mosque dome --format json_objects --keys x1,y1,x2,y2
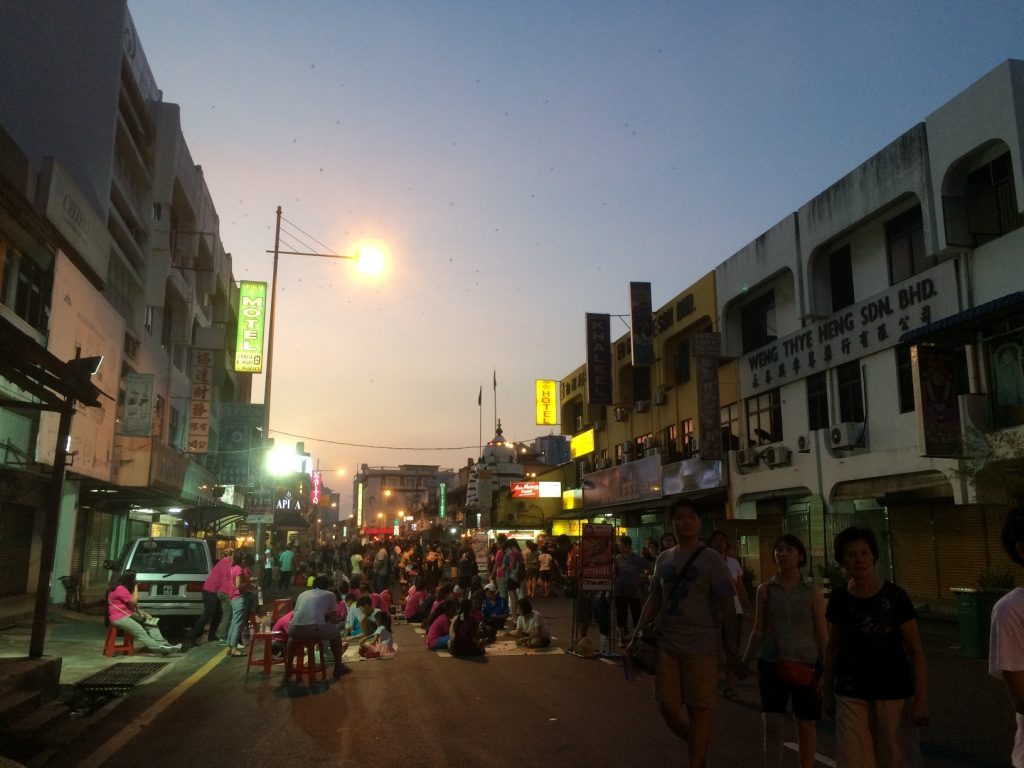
[{"x1": 481, "y1": 420, "x2": 517, "y2": 465}]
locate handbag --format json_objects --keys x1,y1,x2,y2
[
  {"x1": 131, "y1": 611, "x2": 160, "y2": 627},
  {"x1": 765, "y1": 583, "x2": 817, "y2": 688},
  {"x1": 626, "y1": 546, "x2": 706, "y2": 675}
]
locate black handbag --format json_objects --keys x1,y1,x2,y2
[{"x1": 627, "y1": 546, "x2": 705, "y2": 675}]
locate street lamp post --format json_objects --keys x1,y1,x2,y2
[{"x1": 259, "y1": 207, "x2": 386, "y2": 562}]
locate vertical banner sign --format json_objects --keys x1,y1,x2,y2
[
  {"x1": 912, "y1": 345, "x2": 962, "y2": 457},
  {"x1": 580, "y1": 523, "x2": 614, "y2": 591},
  {"x1": 585, "y1": 313, "x2": 613, "y2": 406},
  {"x1": 122, "y1": 373, "x2": 155, "y2": 437},
  {"x1": 310, "y1": 470, "x2": 322, "y2": 505},
  {"x1": 535, "y1": 379, "x2": 558, "y2": 425},
  {"x1": 188, "y1": 349, "x2": 214, "y2": 454},
  {"x1": 629, "y1": 281, "x2": 654, "y2": 367},
  {"x1": 440, "y1": 482, "x2": 447, "y2": 518},
  {"x1": 234, "y1": 281, "x2": 267, "y2": 373},
  {"x1": 694, "y1": 332, "x2": 723, "y2": 460}
]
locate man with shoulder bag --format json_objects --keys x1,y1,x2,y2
[{"x1": 628, "y1": 501, "x2": 742, "y2": 768}]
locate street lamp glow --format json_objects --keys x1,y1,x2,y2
[
  {"x1": 353, "y1": 241, "x2": 389, "y2": 278},
  {"x1": 266, "y1": 444, "x2": 299, "y2": 476}
]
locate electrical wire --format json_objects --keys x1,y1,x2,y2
[
  {"x1": 268, "y1": 428, "x2": 479, "y2": 452},
  {"x1": 281, "y1": 215, "x2": 339, "y2": 255}
]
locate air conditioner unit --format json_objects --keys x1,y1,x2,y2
[
  {"x1": 762, "y1": 445, "x2": 792, "y2": 467},
  {"x1": 652, "y1": 388, "x2": 667, "y2": 406},
  {"x1": 593, "y1": 419, "x2": 606, "y2": 431},
  {"x1": 614, "y1": 407, "x2": 628, "y2": 422},
  {"x1": 796, "y1": 434, "x2": 811, "y2": 453},
  {"x1": 635, "y1": 400, "x2": 650, "y2": 413},
  {"x1": 830, "y1": 422, "x2": 864, "y2": 449},
  {"x1": 737, "y1": 448, "x2": 757, "y2": 468}
]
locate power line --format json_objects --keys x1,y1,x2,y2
[{"x1": 269, "y1": 428, "x2": 479, "y2": 452}]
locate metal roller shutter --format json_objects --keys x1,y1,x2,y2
[
  {"x1": 889, "y1": 505, "x2": 937, "y2": 602},
  {"x1": 936, "y1": 506, "x2": 988, "y2": 598},
  {"x1": 0, "y1": 503, "x2": 33, "y2": 596}
]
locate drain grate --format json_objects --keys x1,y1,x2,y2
[{"x1": 75, "y1": 662, "x2": 169, "y2": 694}]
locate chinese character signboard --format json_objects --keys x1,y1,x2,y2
[
  {"x1": 580, "y1": 523, "x2": 614, "y2": 591},
  {"x1": 739, "y1": 261, "x2": 959, "y2": 396},
  {"x1": 694, "y1": 332, "x2": 723, "y2": 460},
  {"x1": 234, "y1": 281, "x2": 267, "y2": 373},
  {"x1": 630, "y1": 281, "x2": 654, "y2": 366},
  {"x1": 913, "y1": 345, "x2": 962, "y2": 457},
  {"x1": 188, "y1": 348, "x2": 213, "y2": 454}
]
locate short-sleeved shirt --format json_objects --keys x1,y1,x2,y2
[
  {"x1": 825, "y1": 580, "x2": 916, "y2": 700},
  {"x1": 649, "y1": 546, "x2": 735, "y2": 656},
  {"x1": 614, "y1": 552, "x2": 652, "y2": 599},
  {"x1": 404, "y1": 590, "x2": 428, "y2": 620},
  {"x1": 990, "y1": 587, "x2": 1024, "y2": 767},
  {"x1": 426, "y1": 613, "x2": 451, "y2": 646},
  {"x1": 481, "y1": 595, "x2": 509, "y2": 618},
  {"x1": 108, "y1": 584, "x2": 134, "y2": 623},
  {"x1": 203, "y1": 556, "x2": 232, "y2": 593},
  {"x1": 291, "y1": 587, "x2": 337, "y2": 627},
  {"x1": 278, "y1": 549, "x2": 294, "y2": 572},
  {"x1": 516, "y1": 610, "x2": 550, "y2": 640},
  {"x1": 538, "y1": 552, "x2": 553, "y2": 572},
  {"x1": 273, "y1": 611, "x2": 293, "y2": 634}
]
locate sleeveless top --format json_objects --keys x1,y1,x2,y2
[{"x1": 758, "y1": 577, "x2": 819, "y2": 664}]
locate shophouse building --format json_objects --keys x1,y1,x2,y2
[
  {"x1": 559, "y1": 59, "x2": 1024, "y2": 607},
  {"x1": 0, "y1": 2, "x2": 250, "y2": 603}
]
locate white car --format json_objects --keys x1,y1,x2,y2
[{"x1": 105, "y1": 537, "x2": 213, "y2": 621}]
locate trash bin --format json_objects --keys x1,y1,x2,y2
[{"x1": 952, "y1": 587, "x2": 1004, "y2": 658}]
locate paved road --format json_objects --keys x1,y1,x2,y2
[{"x1": 44, "y1": 595, "x2": 1008, "y2": 768}]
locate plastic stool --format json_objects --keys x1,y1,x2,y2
[
  {"x1": 103, "y1": 625, "x2": 136, "y2": 657},
  {"x1": 284, "y1": 638, "x2": 326, "y2": 684},
  {"x1": 271, "y1": 598, "x2": 292, "y2": 624},
  {"x1": 246, "y1": 630, "x2": 285, "y2": 676}
]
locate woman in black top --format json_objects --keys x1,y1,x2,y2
[{"x1": 822, "y1": 527, "x2": 928, "y2": 768}]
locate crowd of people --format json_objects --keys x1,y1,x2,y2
[{"x1": 104, "y1": 504, "x2": 1024, "y2": 768}]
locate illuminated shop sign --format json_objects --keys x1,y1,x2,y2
[
  {"x1": 234, "y1": 281, "x2": 267, "y2": 373},
  {"x1": 535, "y1": 379, "x2": 558, "y2": 425}
]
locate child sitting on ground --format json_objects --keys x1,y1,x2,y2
[
  {"x1": 513, "y1": 598, "x2": 551, "y2": 648},
  {"x1": 359, "y1": 609, "x2": 396, "y2": 659}
]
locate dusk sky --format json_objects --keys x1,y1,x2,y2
[{"x1": 128, "y1": 1, "x2": 1023, "y2": 480}]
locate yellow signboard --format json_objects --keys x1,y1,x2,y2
[
  {"x1": 570, "y1": 428, "x2": 594, "y2": 459},
  {"x1": 535, "y1": 379, "x2": 558, "y2": 425}
]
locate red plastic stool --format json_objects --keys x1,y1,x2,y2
[
  {"x1": 284, "y1": 638, "x2": 326, "y2": 683},
  {"x1": 271, "y1": 598, "x2": 292, "y2": 624},
  {"x1": 246, "y1": 630, "x2": 285, "y2": 676},
  {"x1": 103, "y1": 625, "x2": 135, "y2": 657}
]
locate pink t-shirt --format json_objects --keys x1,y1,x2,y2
[
  {"x1": 336, "y1": 600, "x2": 348, "y2": 620},
  {"x1": 108, "y1": 584, "x2": 134, "y2": 623},
  {"x1": 425, "y1": 613, "x2": 451, "y2": 647},
  {"x1": 404, "y1": 589, "x2": 428, "y2": 620},
  {"x1": 272, "y1": 610, "x2": 293, "y2": 634},
  {"x1": 227, "y1": 564, "x2": 243, "y2": 599},
  {"x1": 371, "y1": 593, "x2": 385, "y2": 612},
  {"x1": 203, "y1": 556, "x2": 233, "y2": 593}
]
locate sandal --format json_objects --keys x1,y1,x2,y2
[{"x1": 723, "y1": 687, "x2": 739, "y2": 701}]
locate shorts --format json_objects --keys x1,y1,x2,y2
[
  {"x1": 654, "y1": 648, "x2": 718, "y2": 710},
  {"x1": 540, "y1": 570, "x2": 552, "y2": 583},
  {"x1": 757, "y1": 660, "x2": 822, "y2": 721}
]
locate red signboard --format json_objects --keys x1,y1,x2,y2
[
  {"x1": 580, "y1": 523, "x2": 614, "y2": 591},
  {"x1": 510, "y1": 481, "x2": 540, "y2": 498}
]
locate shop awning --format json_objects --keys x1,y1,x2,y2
[
  {"x1": 899, "y1": 291, "x2": 1024, "y2": 346},
  {"x1": 831, "y1": 471, "x2": 952, "y2": 502}
]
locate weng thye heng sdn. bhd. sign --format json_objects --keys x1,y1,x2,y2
[{"x1": 740, "y1": 261, "x2": 959, "y2": 396}]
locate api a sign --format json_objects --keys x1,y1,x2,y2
[{"x1": 275, "y1": 485, "x2": 305, "y2": 513}]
